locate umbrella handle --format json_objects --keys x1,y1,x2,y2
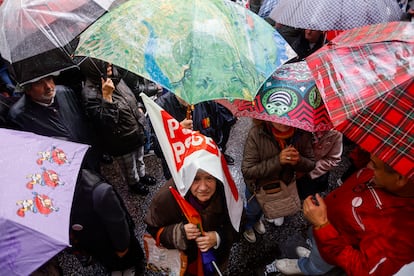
[
  {"x1": 212, "y1": 261, "x2": 223, "y2": 276},
  {"x1": 186, "y1": 105, "x2": 193, "y2": 120}
]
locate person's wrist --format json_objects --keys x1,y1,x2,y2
[
  {"x1": 314, "y1": 220, "x2": 330, "y2": 230},
  {"x1": 102, "y1": 94, "x2": 112, "y2": 103}
]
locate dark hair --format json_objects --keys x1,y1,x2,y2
[{"x1": 22, "y1": 83, "x2": 32, "y2": 93}]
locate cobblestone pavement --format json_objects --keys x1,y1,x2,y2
[{"x1": 59, "y1": 117, "x2": 349, "y2": 275}]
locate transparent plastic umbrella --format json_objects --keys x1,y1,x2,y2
[{"x1": 0, "y1": 0, "x2": 114, "y2": 84}]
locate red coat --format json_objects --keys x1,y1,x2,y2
[{"x1": 314, "y1": 168, "x2": 414, "y2": 276}]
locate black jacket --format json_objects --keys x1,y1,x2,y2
[
  {"x1": 155, "y1": 92, "x2": 236, "y2": 151},
  {"x1": 8, "y1": 85, "x2": 101, "y2": 171},
  {"x1": 80, "y1": 59, "x2": 146, "y2": 156},
  {"x1": 290, "y1": 31, "x2": 326, "y2": 61},
  {"x1": 70, "y1": 169, "x2": 144, "y2": 271},
  {"x1": 8, "y1": 85, "x2": 94, "y2": 144}
]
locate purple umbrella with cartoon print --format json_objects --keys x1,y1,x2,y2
[{"x1": 0, "y1": 128, "x2": 89, "y2": 275}]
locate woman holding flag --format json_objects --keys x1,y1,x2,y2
[
  {"x1": 144, "y1": 169, "x2": 239, "y2": 275},
  {"x1": 141, "y1": 93, "x2": 243, "y2": 275}
]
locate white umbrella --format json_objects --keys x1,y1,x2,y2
[{"x1": 269, "y1": 0, "x2": 403, "y2": 30}]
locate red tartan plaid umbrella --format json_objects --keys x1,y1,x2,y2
[{"x1": 306, "y1": 22, "x2": 414, "y2": 178}]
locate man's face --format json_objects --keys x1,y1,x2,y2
[
  {"x1": 368, "y1": 155, "x2": 401, "y2": 192},
  {"x1": 26, "y1": 76, "x2": 56, "y2": 104}
]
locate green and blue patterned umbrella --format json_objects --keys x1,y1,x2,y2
[{"x1": 75, "y1": 0, "x2": 296, "y2": 104}]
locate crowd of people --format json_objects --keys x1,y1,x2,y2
[{"x1": 1, "y1": 0, "x2": 413, "y2": 275}]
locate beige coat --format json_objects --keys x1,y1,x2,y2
[{"x1": 241, "y1": 122, "x2": 315, "y2": 193}]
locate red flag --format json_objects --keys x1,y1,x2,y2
[
  {"x1": 169, "y1": 186, "x2": 206, "y2": 275},
  {"x1": 169, "y1": 186, "x2": 204, "y2": 233}
]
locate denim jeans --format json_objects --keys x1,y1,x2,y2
[
  {"x1": 244, "y1": 188, "x2": 263, "y2": 230},
  {"x1": 298, "y1": 227, "x2": 335, "y2": 275}
]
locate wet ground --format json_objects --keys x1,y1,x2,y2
[{"x1": 58, "y1": 117, "x2": 349, "y2": 275}]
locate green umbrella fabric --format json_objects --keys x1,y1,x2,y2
[{"x1": 75, "y1": 0, "x2": 296, "y2": 104}]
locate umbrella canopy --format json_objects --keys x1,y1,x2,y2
[
  {"x1": 0, "y1": 128, "x2": 89, "y2": 275},
  {"x1": 306, "y1": 22, "x2": 414, "y2": 178},
  {"x1": 217, "y1": 61, "x2": 332, "y2": 132},
  {"x1": 0, "y1": 0, "x2": 114, "y2": 84},
  {"x1": 7, "y1": 44, "x2": 78, "y2": 86},
  {"x1": 75, "y1": 0, "x2": 296, "y2": 104},
  {"x1": 269, "y1": 0, "x2": 403, "y2": 31},
  {"x1": 258, "y1": 0, "x2": 280, "y2": 18}
]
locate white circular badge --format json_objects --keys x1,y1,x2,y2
[{"x1": 352, "y1": 197, "x2": 363, "y2": 208}]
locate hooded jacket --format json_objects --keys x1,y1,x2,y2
[{"x1": 70, "y1": 169, "x2": 144, "y2": 271}]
